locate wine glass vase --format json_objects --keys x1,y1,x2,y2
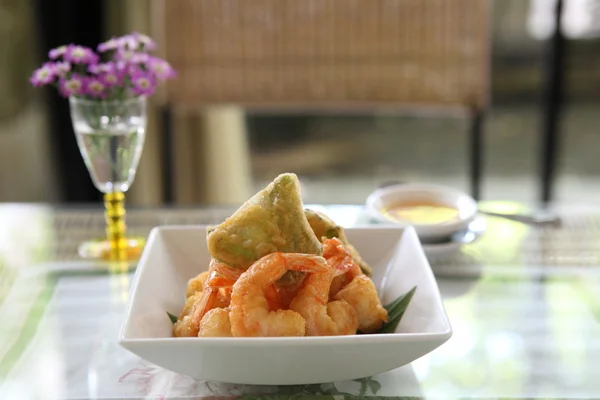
[{"x1": 69, "y1": 96, "x2": 147, "y2": 261}]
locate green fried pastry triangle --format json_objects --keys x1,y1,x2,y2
[
  {"x1": 206, "y1": 173, "x2": 322, "y2": 269},
  {"x1": 304, "y1": 208, "x2": 373, "y2": 277}
]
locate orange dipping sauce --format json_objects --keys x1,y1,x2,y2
[{"x1": 381, "y1": 200, "x2": 459, "y2": 225}]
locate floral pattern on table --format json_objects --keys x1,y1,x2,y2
[{"x1": 117, "y1": 360, "x2": 385, "y2": 399}]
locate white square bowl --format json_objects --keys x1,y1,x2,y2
[{"x1": 119, "y1": 225, "x2": 452, "y2": 385}]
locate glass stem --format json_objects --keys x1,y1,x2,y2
[{"x1": 104, "y1": 191, "x2": 127, "y2": 261}]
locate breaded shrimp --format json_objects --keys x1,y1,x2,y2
[
  {"x1": 323, "y1": 237, "x2": 363, "y2": 299},
  {"x1": 335, "y1": 275, "x2": 388, "y2": 333},
  {"x1": 289, "y1": 257, "x2": 358, "y2": 336},
  {"x1": 186, "y1": 271, "x2": 209, "y2": 298},
  {"x1": 229, "y1": 252, "x2": 329, "y2": 337},
  {"x1": 174, "y1": 260, "x2": 240, "y2": 337},
  {"x1": 198, "y1": 307, "x2": 233, "y2": 337}
]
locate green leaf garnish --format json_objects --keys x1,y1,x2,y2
[
  {"x1": 374, "y1": 286, "x2": 417, "y2": 334},
  {"x1": 167, "y1": 311, "x2": 178, "y2": 324}
]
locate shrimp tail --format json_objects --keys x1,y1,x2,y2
[{"x1": 207, "y1": 276, "x2": 237, "y2": 288}]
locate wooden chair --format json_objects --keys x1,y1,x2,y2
[{"x1": 156, "y1": 0, "x2": 491, "y2": 201}]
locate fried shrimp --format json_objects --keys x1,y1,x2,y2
[
  {"x1": 323, "y1": 238, "x2": 363, "y2": 299},
  {"x1": 323, "y1": 238, "x2": 360, "y2": 275},
  {"x1": 289, "y1": 261, "x2": 358, "y2": 336},
  {"x1": 174, "y1": 260, "x2": 241, "y2": 337},
  {"x1": 322, "y1": 237, "x2": 386, "y2": 332},
  {"x1": 173, "y1": 316, "x2": 197, "y2": 337},
  {"x1": 198, "y1": 307, "x2": 233, "y2": 337},
  {"x1": 335, "y1": 275, "x2": 388, "y2": 333},
  {"x1": 186, "y1": 271, "x2": 209, "y2": 298},
  {"x1": 173, "y1": 288, "x2": 232, "y2": 337},
  {"x1": 173, "y1": 292, "x2": 205, "y2": 337},
  {"x1": 274, "y1": 271, "x2": 306, "y2": 309},
  {"x1": 230, "y1": 252, "x2": 329, "y2": 337},
  {"x1": 179, "y1": 292, "x2": 201, "y2": 318},
  {"x1": 195, "y1": 260, "x2": 242, "y2": 315}
]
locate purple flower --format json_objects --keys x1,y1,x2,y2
[
  {"x1": 48, "y1": 45, "x2": 68, "y2": 59},
  {"x1": 31, "y1": 34, "x2": 170, "y2": 100},
  {"x1": 64, "y1": 45, "x2": 99, "y2": 64},
  {"x1": 99, "y1": 70, "x2": 123, "y2": 87},
  {"x1": 116, "y1": 32, "x2": 156, "y2": 51},
  {"x1": 53, "y1": 61, "x2": 71, "y2": 78},
  {"x1": 118, "y1": 35, "x2": 138, "y2": 50},
  {"x1": 58, "y1": 74, "x2": 86, "y2": 97},
  {"x1": 111, "y1": 58, "x2": 137, "y2": 77},
  {"x1": 131, "y1": 32, "x2": 157, "y2": 50},
  {"x1": 124, "y1": 62, "x2": 143, "y2": 77},
  {"x1": 99, "y1": 32, "x2": 157, "y2": 52},
  {"x1": 29, "y1": 63, "x2": 57, "y2": 86},
  {"x1": 97, "y1": 37, "x2": 121, "y2": 52},
  {"x1": 131, "y1": 52, "x2": 150, "y2": 64},
  {"x1": 86, "y1": 78, "x2": 107, "y2": 98},
  {"x1": 115, "y1": 49, "x2": 149, "y2": 64},
  {"x1": 88, "y1": 62, "x2": 115, "y2": 74},
  {"x1": 147, "y1": 56, "x2": 176, "y2": 80},
  {"x1": 130, "y1": 72, "x2": 156, "y2": 96}
]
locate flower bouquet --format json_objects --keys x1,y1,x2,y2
[
  {"x1": 30, "y1": 32, "x2": 176, "y2": 261},
  {"x1": 31, "y1": 32, "x2": 175, "y2": 100}
]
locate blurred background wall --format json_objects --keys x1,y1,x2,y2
[
  {"x1": 0, "y1": 0, "x2": 57, "y2": 202},
  {"x1": 2, "y1": 0, "x2": 600, "y2": 206}
]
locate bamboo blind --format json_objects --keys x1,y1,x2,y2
[{"x1": 161, "y1": 0, "x2": 490, "y2": 111}]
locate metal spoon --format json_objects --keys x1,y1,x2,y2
[
  {"x1": 477, "y1": 209, "x2": 561, "y2": 227},
  {"x1": 376, "y1": 181, "x2": 562, "y2": 227}
]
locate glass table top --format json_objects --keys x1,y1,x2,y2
[{"x1": 1, "y1": 203, "x2": 600, "y2": 399}]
